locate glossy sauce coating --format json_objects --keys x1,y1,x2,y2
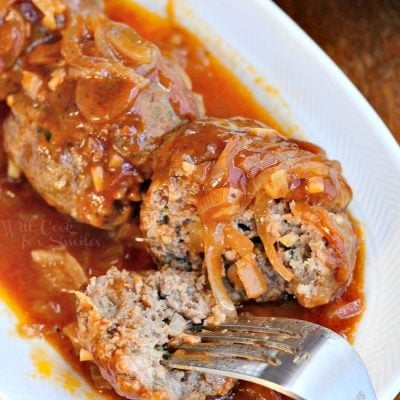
[{"x1": 0, "y1": 2, "x2": 364, "y2": 400}]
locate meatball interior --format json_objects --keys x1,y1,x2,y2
[{"x1": 75, "y1": 267, "x2": 234, "y2": 400}]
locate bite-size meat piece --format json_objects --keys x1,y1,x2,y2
[
  {"x1": 75, "y1": 267, "x2": 235, "y2": 400},
  {"x1": 1, "y1": 0, "x2": 204, "y2": 228},
  {"x1": 141, "y1": 118, "x2": 358, "y2": 314}
]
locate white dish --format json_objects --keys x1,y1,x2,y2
[{"x1": 1, "y1": 0, "x2": 399, "y2": 399}]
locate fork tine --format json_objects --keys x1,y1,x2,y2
[
  {"x1": 164, "y1": 354, "x2": 301, "y2": 399},
  {"x1": 216, "y1": 316, "x2": 301, "y2": 338},
  {"x1": 170, "y1": 317, "x2": 377, "y2": 400},
  {"x1": 197, "y1": 331, "x2": 298, "y2": 354},
  {"x1": 178, "y1": 343, "x2": 282, "y2": 365}
]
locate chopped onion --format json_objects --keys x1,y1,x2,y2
[
  {"x1": 7, "y1": 158, "x2": 20, "y2": 179},
  {"x1": 21, "y1": 71, "x2": 43, "y2": 100},
  {"x1": 108, "y1": 153, "x2": 124, "y2": 169},
  {"x1": 278, "y1": 232, "x2": 300, "y2": 247},
  {"x1": 79, "y1": 348, "x2": 93, "y2": 361},
  {"x1": 306, "y1": 176, "x2": 325, "y2": 194},
  {"x1": 168, "y1": 313, "x2": 188, "y2": 336},
  {"x1": 31, "y1": 247, "x2": 88, "y2": 290},
  {"x1": 32, "y1": 0, "x2": 66, "y2": 30},
  {"x1": 265, "y1": 169, "x2": 288, "y2": 198},
  {"x1": 235, "y1": 253, "x2": 268, "y2": 299},
  {"x1": 90, "y1": 165, "x2": 104, "y2": 192},
  {"x1": 48, "y1": 67, "x2": 66, "y2": 91},
  {"x1": 181, "y1": 160, "x2": 196, "y2": 175}
]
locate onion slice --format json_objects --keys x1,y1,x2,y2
[
  {"x1": 75, "y1": 74, "x2": 139, "y2": 122},
  {"x1": 198, "y1": 187, "x2": 243, "y2": 222},
  {"x1": 223, "y1": 224, "x2": 268, "y2": 298},
  {"x1": 204, "y1": 224, "x2": 237, "y2": 320}
]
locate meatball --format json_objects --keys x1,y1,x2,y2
[
  {"x1": 1, "y1": 0, "x2": 204, "y2": 228},
  {"x1": 75, "y1": 267, "x2": 235, "y2": 400},
  {"x1": 141, "y1": 118, "x2": 358, "y2": 310}
]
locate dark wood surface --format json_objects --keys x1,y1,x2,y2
[
  {"x1": 275, "y1": 0, "x2": 400, "y2": 144},
  {"x1": 274, "y1": 2, "x2": 400, "y2": 398}
]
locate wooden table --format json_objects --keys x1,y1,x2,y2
[
  {"x1": 274, "y1": 1, "x2": 400, "y2": 398},
  {"x1": 275, "y1": 0, "x2": 400, "y2": 144}
]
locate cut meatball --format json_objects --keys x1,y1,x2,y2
[
  {"x1": 141, "y1": 175, "x2": 286, "y2": 304},
  {"x1": 1, "y1": 0, "x2": 204, "y2": 228},
  {"x1": 141, "y1": 176, "x2": 204, "y2": 271},
  {"x1": 141, "y1": 118, "x2": 357, "y2": 309},
  {"x1": 75, "y1": 267, "x2": 234, "y2": 400},
  {"x1": 260, "y1": 200, "x2": 357, "y2": 307}
]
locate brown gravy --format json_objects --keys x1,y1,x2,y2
[{"x1": 0, "y1": 2, "x2": 364, "y2": 399}]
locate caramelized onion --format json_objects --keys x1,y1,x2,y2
[
  {"x1": 288, "y1": 161, "x2": 330, "y2": 180},
  {"x1": 207, "y1": 137, "x2": 245, "y2": 190},
  {"x1": 21, "y1": 70, "x2": 43, "y2": 100},
  {"x1": 0, "y1": 9, "x2": 27, "y2": 71},
  {"x1": 75, "y1": 74, "x2": 139, "y2": 122},
  {"x1": 94, "y1": 17, "x2": 156, "y2": 69},
  {"x1": 31, "y1": 247, "x2": 88, "y2": 290},
  {"x1": 224, "y1": 224, "x2": 253, "y2": 257},
  {"x1": 27, "y1": 41, "x2": 61, "y2": 65},
  {"x1": 32, "y1": 0, "x2": 66, "y2": 30},
  {"x1": 306, "y1": 176, "x2": 325, "y2": 194},
  {"x1": 247, "y1": 158, "x2": 329, "y2": 201},
  {"x1": 62, "y1": 17, "x2": 147, "y2": 85},
  {"x1": 198, "y1": 187, "x2": 243, "y2": 222},
  {"x1": 204, "y1": 224, "x2": 237, "y2": 320},
  {"x1": 0, "y1": 0, "x2": 15, "y2": 19},
  {"x1": 188, "y1": 220, "x2": 205, "y2": 253},
  {"x1": 7, "y1": 158, "x2": 21, "y2": 179}
]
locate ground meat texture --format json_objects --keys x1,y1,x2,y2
[
  {"x1": 141, "y1": 118, "x2": 357, "y2": 308},
  {"x1": 1, "y1": 0, "x2": 204, "y2": 229},
  {"x1": 267, "y1": 200, "x2": 358, "y2": 307},
  {"x1": 75, "y1": 267, "x2": 234, "y2": 400},
  {"x1": 141, "y1": 174, "x2": 285, "y2": 303},
  {"x1": 141, "y1": 176, "x2": 204, "y2": 270}
]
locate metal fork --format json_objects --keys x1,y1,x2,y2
[{"x1": 165, "y1": 316, "x2": 377, "y2": 400}]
